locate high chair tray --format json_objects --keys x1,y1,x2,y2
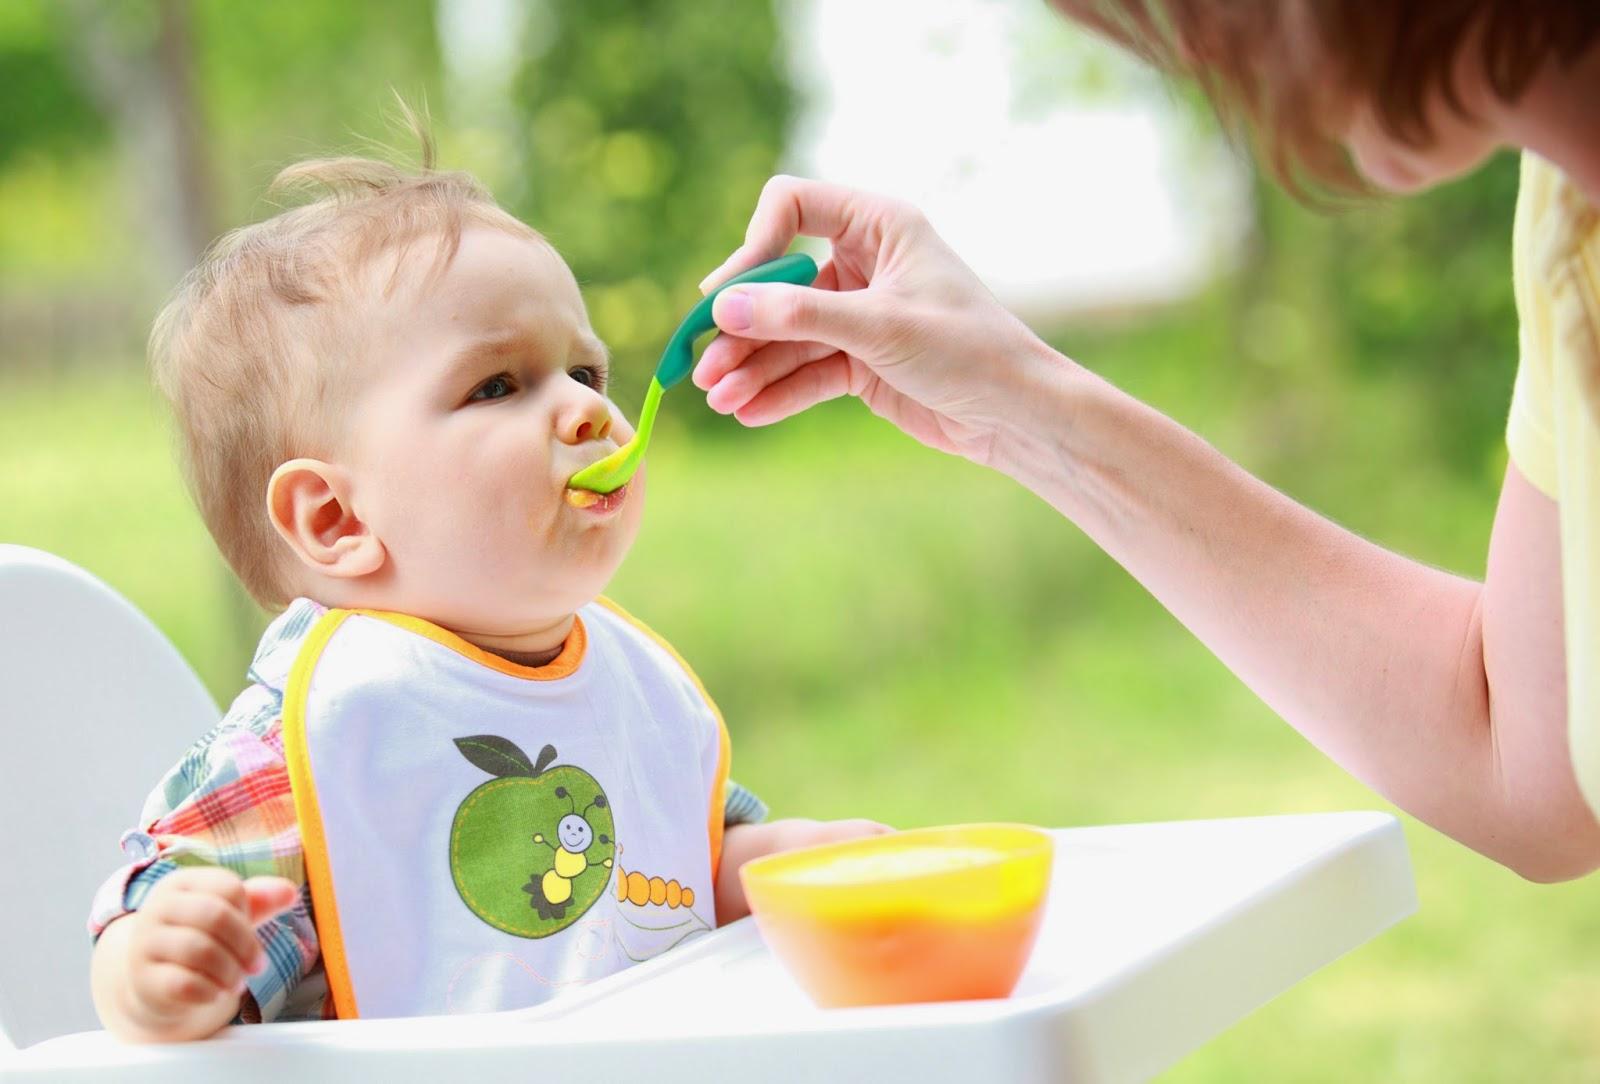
[{"x1": 4, "y1": 812, "x2": 1414, "y2": 1084}]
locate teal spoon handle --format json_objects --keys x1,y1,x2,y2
[
  {"x1": 654, "y1": 253, "x2": 820, "y2": 390},
  {"x1": 565, "y1": 254, "x2": 821, "y2": 495}
]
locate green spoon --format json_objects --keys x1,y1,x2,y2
[{"x1": 567, "y1": 253, "x2": 820, "y2": 495}]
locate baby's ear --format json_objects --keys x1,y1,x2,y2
[{"x1": 266, "y1": 459, "x2": 386, "y2": 580}]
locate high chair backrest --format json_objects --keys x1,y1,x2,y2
[{"x1": 0, "y1": 546, "x2": 220, "y2": 1049}]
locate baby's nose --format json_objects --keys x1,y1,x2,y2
[{"x1": 557, "y1": 387, "x2": 614, "y2": 445}]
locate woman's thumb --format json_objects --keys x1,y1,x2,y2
[
  {"x1": 712, "y1": 283, "x2": 880, "y2": 356},
  {"x1": 243, "y1": 876, "x2": 300, "y2": 925}
]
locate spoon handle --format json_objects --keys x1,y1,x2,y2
[{"x1": 654, "y1": 253, "x2": 820, "y2": 389}]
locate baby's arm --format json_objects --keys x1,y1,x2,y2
[
  {"x1": 90, "y1": 703, "x2": 322, "y2": 1036},
  {"x1": 715, "y1": 818, "x2": 893, "y2": 924},
  {"x1": 91, "y1": 868, "x2": 298, "y2": 1042}
]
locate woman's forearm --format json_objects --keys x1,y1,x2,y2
[
  {"x1": 689, "y1": 175, "x2": 1597, "y2": 877},
  {"x1": 993, "y1": 346, "x2": 1599, "y2": 879}
]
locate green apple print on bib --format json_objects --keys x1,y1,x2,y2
[{"x1": 449, "y1": 736, "x2": 616, "y2": 938}]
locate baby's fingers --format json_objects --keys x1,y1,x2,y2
[
  {"x1": 157, "y1": 866, "x2": 249, "y2": 910},
  {"x1": 135, "y1": 961, "x2": 233, "y2": 1013},
  {"x1": 155, "y1": 892, "x2": 265, "y2": 977},
  {"x1": 144, "y1": 925, "x2": 249, "y2": 995},
  {"x1": 243, "y1": 876, "x2": 301, "y2": 926},
  {"x1": 827, "y1": 819, "x2": 895, "y2": 840}
]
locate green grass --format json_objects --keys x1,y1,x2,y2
[{"x1": 4, "y1": 359, "x2": 1599, "y2": 1080}]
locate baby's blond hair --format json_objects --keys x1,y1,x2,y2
[{"x1": 150, "y1": 125, "x2": 541, "y2": 608}]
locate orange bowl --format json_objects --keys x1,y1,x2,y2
[{"x1": 740, "y1": 823, "x2": 1053, "y2": 1008}]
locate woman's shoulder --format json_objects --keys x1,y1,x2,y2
[{"x1": 1516, "y1": 152, "x2": 1600, "y2": 278}]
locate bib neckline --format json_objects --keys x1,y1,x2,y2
[{"x1": 346, "y1": 607, "x2": 587, "y2": 681}]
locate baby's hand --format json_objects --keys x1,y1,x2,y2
[
  {"x1": 752, "y1": 817, "x2": 895, "y2": 854},
  {"x1": 714, "y1": 817, "x2": 893, "y2": 924},
  {"x1": 93, "y1": 868, "x2": 299, "y2": 1042}
]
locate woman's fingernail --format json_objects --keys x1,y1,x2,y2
[
  {"x1": 700, "y1": 249, "x2": 746, "y2": 293},
  {"x1": 716, "y1": 290, "x2": 753, "y2": 332}
]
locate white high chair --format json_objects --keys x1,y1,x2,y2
[
  {"x1": 0, "y1": 545, "x2": 220, "y2": 1050},
  {"x1": 0, "y1": 544, "x2": 1420, "y2": 1083}
]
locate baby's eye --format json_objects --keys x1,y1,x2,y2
[
  {"x1": 568, "y1": 366, "x2": 606, "y2": 392},
  {"x1": 468, "y1": 374, "x2": 517, "y2": 402}
]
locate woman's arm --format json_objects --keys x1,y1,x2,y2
[
  {"x1": 999, "y1": 356, "x2": 1596, "y2": 880},
  {"x1": 696, "y1": 176, "x2": 1600, "y2": 881}
]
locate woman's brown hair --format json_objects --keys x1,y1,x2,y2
[{"x1": 1051, "y1": 1, "x2": 1600, "y2": 194}]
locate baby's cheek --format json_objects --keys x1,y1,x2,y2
[
  {"x1": 607, "y1": 400, "x2": 637, "y2": 443},
  {"x1": 603, "y1": 472, "x2": 646, "y2": 560},
  {"x1": 624, "y1": 467, "x2": 646, "y2": 525}
]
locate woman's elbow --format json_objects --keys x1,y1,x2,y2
[
  {"x1": 1509, "y1": 847, "x2": 1600, "y2": 884},
  {"x1": 1497, "y1": 808, "x2": 1600, "y2": 883}
]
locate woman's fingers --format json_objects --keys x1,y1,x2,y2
[
  {"x1": 693, "y1": 332, "x2": 763, "y2": 391},
  {"x1": 711, "y1": 282, "x2": 886, "y2": 359},
  {"x1": 698, "y1": 176, "x2": 878, "y2": 293},
  {"x1": 734, "y1": 353, "x2": 857, "y2": 427},
  {"x1": 690, "y1": 175, "x2": 1035, "y2": 464},
  {"x1": 704, "y1": 339, "x2": 836, "y2": 413},
  {"x1": 693, "y1": 260, "x2": 844, "y2": 390}
]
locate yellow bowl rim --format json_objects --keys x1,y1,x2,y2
[{"x1": 740, "y1": 821, "x2": 1053, "y2": 894}]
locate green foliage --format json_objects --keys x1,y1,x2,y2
[
  {"x1": 3, "y1": 361, "x2": 1597, "y2": 1079},
  {"x1": 0, "y1": 4, "x2": 1593, "y2": 1077},
  {"x1": 188, "y1": 0, "x2": 444, "y2": 223},
  {"x1": 506, "y1": 0, "x2": 793, "y2": 398},
  {"x1": 1327, "y1": 155, "x2": 1522, "y2": 470},
  {"x1": 0, "y1": 5, "x2": 106, "y2": 169}
]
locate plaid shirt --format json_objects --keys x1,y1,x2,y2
[{"x1": 88, "y1": 599, "x2": 768, "y2": 1024}]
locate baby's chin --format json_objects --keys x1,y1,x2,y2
[
  {"x1": 509, "y1": 549, "x2": 628, "y2": 617},
  {"x1": 538, "y1": 532, "x2": 639, "y2": 613},
  {"x1": 436, "y1": 576, "x2": 618, "y2": 646}
]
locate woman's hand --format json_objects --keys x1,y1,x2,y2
[{"x1": 694, "y1": 175, "x2": 1060, "y2": 468}]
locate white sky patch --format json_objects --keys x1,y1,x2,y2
[{"x1": 780, "y1": 0, "x2": 1250, "y2": 322}]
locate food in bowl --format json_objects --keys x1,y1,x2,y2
[{"x1": 739, "y1": 823, "x2": 1053, "y2": 1007}]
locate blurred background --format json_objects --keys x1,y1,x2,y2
[{"x1": 3, "y1": 0, "x2": 1597, "y2": 1077}]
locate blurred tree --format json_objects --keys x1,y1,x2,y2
[
  {"x1": 0, "y1": 0, "x2": 443, "y2": 299},
  {"x1": 62, "y1": 0, "x2": 216, "y2": 288},
  {"x1": 1225, "y1": 156, "x2": 1521, "y2": 483},
  {"x1": 1329, "y1": 155, "x2": 1521, "y2": 474},
  {"x1": 188, "y1": 0, "x2": 441, "y2": 223},
  {"x1": 506, "y1": 0, "x2": 795, "y2": 403},
  {"x1": 0, "y1": 3, "x2": 106, "y2": 171},
  {"x1": 3, "y1": 0, "x2": 444, "y2": 651}
]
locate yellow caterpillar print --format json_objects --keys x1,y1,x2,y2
[{"x1": 615, "y1": 865, "x2": 695, "y2": 909}]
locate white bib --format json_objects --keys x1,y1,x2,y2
[{"x1": 281, "y1": 598, "x2": 729, "y2": 1019}]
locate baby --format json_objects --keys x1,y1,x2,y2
[{"x1": 87, "y1": 141, "x2": 886, "y2": 1042}]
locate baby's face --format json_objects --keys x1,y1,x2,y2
[{"x1": 341, "y1": 226, "x2": 643, "y2": 636}]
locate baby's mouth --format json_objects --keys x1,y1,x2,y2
[{"x1": 564, "y1": 482, "x2": 628, "y2": 514}]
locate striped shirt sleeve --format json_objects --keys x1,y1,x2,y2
[
  {"x1": 86, "y1": 686, "x2": 323, "y2": 1023},
  {"x1": 722, "y1": 780, "x2": 769, "y2": 827}
]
